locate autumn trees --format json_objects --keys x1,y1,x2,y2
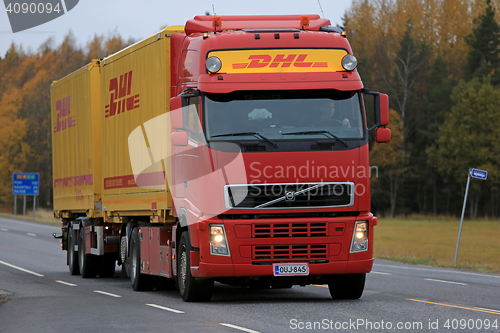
[
  {"x1": 345, "y1": 0, "x2": 500, "y2": 217},
  {"x1": 0, "y1": 33, "x2": 133, "y2": 209}
]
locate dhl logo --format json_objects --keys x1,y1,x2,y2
[
  {"x1": 105, "y1": 71, "x2": 140, "y2": 118},
  {"x1": 54, "y1": 95, "x2": 75, "y2": 133},
  {"x1": 232, "y1": 54, "x2": 327, "y2": 69},
  {"x1": 210, "y1": 49, "x2": 347, "y2": 74}
]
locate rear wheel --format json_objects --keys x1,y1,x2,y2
[
  {"x1": 79, "y1": 228, "x2": 97, "y2": 278},
  {"x1": 178, "y1": 231, "x2": 213, "y2": 302},
  {"x1": 130, "y1": 228, "x2": 153, "y2": 291},
  {"x1": 328, "y1": 273, "x2": 365, "y2": 299},
  {"x1": 67, "y1": 226, "x2": 80, "y2": 275},
  {"x1": 120, "y1": 236, "x2": 130, "y2": 278}
]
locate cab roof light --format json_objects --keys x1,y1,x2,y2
[
  {"x1": 294, "y1": 32, "x2": 299, "y2": 39},
  {"x1": 255, "y1": 33, "x2": 260, "y2": 39},
  {"x1": 203, "y1": 32, "x2": 208, "y2": 39},
  {"x1": 341, "y1": 31, "x2": 347, "y2": 37},
  {"x1": 274, "y1": 33, "x2": 280, "y2": 39},
  {"x1": 212, "y1": 16, "x2": 222, "y2": 33},
  {"x1": 300, "y1": 15, "x2": 310, "y2": 28}
]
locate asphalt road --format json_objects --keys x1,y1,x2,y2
[{"x1": 1, "y1": 216, "x2": 500, "y2": 333}]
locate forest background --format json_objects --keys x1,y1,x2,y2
[{"x1": 0, "y1": 0, "x2": 499, "y2": 218}]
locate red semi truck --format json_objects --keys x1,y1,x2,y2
[{"x1": 51, "y1": 15, "x2": 390, "y2": 302}]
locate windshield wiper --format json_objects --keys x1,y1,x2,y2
[
  {"x1": 282, "y1": 130, "x2": 349, "y2": 147},
  {"x1": 211, "y1": 132, "x2": 278, "y2": 148}
]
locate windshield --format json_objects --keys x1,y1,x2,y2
[{"x1": 203, "y1": 90, "x2": 364, "y2": 142}]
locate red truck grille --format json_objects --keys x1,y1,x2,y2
[
  {"x1": 253, "y1": 222, "x2": 327, "y2": 238},
  {"x1": 252, "y1": 244, "x2": 328, "y2": 261}
]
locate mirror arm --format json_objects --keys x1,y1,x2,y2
[
  {"x1": 179, "y1": 87, "x2": 200, "y2": 98},
  {"x1": 363, "y1": 88, "x2": 382, "y2": 132}
]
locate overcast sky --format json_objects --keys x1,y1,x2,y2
[{"x1": 0, "y1": 0, "x2": 352, "y2": 57}]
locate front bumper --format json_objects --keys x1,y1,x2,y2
[{"x1": 194, "y1": 258, "x2": 373, "y2": 278}]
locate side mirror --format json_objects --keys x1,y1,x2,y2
[
  {"x1": 375, "y1": 128, "x2": 391, "y2": 143},
  {"x1": 170, "y1": 96, "x2": 183, "y2": 129},
  {"x1": 364, "y1": 89, "x2": 390, "y2": 131},
  {"x1": 171, "y1": 130, "x2": 188, "y2": 146},
  {"x1": 379, "y1": 93, "x2": 389, "y2": 126}
]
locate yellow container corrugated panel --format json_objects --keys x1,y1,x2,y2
[
  {"x1": 51, "y1": 27, "x2": 184, "y2": 220},
  {"x1": 51, "y1": 60, "x2": 102, "y2": 216},
  {"x1": 100, "y1": 28, "x2": 181, "y2": 216}
]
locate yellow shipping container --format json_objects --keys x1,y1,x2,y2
[
  {"x1": 52, "y1": 27, "x2": 184, "y2": 222},
  {"x1": 51, "y1": 60, "x2": 102, "y2": 218}
]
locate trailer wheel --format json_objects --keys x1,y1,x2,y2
[
  {"x1": 178, "y1": 231, "x2": 213, "y2": 302},
  {"x1": 79, "y1": 228, "x2": 97, "y2": 278},
  {"x1": 327, "y1": 273, "x2": 365, "y2": 299},
  {"x1": 130, "y1": 228, "x2": 153, "y2": 291},
  {"x1": 68, "y1": 226, "x2": 80, "y2": 275}
]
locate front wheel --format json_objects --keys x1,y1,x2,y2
[
  {"x1": 178, "y1": 231, "x2": 213, "y2": 302},
  {"x1": 328, "y1": 273, "x2": 365, "y2": 299}
]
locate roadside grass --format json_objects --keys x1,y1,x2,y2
[
  {"x1": 375, "y1": 217, "x2": 500, "y2": 273},
  {"x1": 0, "y1": 208, "x2": 60, "y2": 226}
]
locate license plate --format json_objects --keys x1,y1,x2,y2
[{"x1": 273, "y1": 263, "x2": 309, "y2": 276}]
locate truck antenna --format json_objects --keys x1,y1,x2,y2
[{"x1": 317, "y1": 0, "x2": 325, "y2": 18}]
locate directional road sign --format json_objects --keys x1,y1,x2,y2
[
  {"x1": 13, "y1": 173, "x2": 39, "y2": 195},
  {"x1": 470, "y1": 168, "x2": 487, "y2": 180}
]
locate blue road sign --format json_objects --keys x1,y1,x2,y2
[
  {"x1": 470, "y1": 168, "x2": 487, "y2": 180},
  {"x1": 13, "y1": 173, "x2": 39, "y2": 195}
]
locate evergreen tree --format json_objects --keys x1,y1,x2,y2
[{"x1": 465, "y1": 0, "x2": 500, "y2": 84}]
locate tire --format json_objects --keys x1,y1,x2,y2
[
  {"x1": 327, "y1": 273, "x2": 365, "y2": 299},
  {"x1": 98, "y1": 256, "x2": 116, "y2": 278},
  {"x1": 79, "y1": 227, "x2": 97, "y2": 278},
  {"x1": 130, "y1": 228, "x2": 153, "y2": 291},
  {"x1": 68, "y1": 227, "x2": 80, "y2": 275},
  {"x1": 120, "y1": 236, "x2": 130, "y2": 278},
  {"x1": 178, "y1": 231, "x2": 214, "y2": 302}
]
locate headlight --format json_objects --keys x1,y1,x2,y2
[
  {"x1": 210, "y1": 225, "x2": 230, "y2": 256},
  {"x1": 350, "y1": 221, "x2": 368, "y2": 252},
  {"x1": 341, "y1": 54, "x2": 357, "y2": 71},
  {"x1": 206, "y1": 56, "x2": 222, "y2": 73}
]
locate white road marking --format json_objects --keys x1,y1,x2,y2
[
  {"x1": 0, "y1": 260, "x2": 44, "y2": 277},
  {"x1": 27, "y1": 233, "x2": 37, "y2": 237},
  {"x1": 425, "y1": 278, "x2": 467, "y2": 286},
  {"x1": 371, "y1": 271, "x2": 392, "y2": 275},
  {"x1": 220, "y1": 323, "x2": 261, "y2": 333},
  {"x1": 376, "y1": 263, "x2": 500, "y2": 279},
  {"x1": 146, "y1": 303, "x2": 184, "y2": 314},
  {"x1": 1, "y1": 228, "x2": 8, "y2": 231},
  {"x1": 474, "y1": 306, "x2": 500, "y2": 314},
  {"x1": 56, "y1": 280, "x2": 77, "y2": 287},
  {"x1": 93, "y1": 290, "x2": 121, "y2": 298}
]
